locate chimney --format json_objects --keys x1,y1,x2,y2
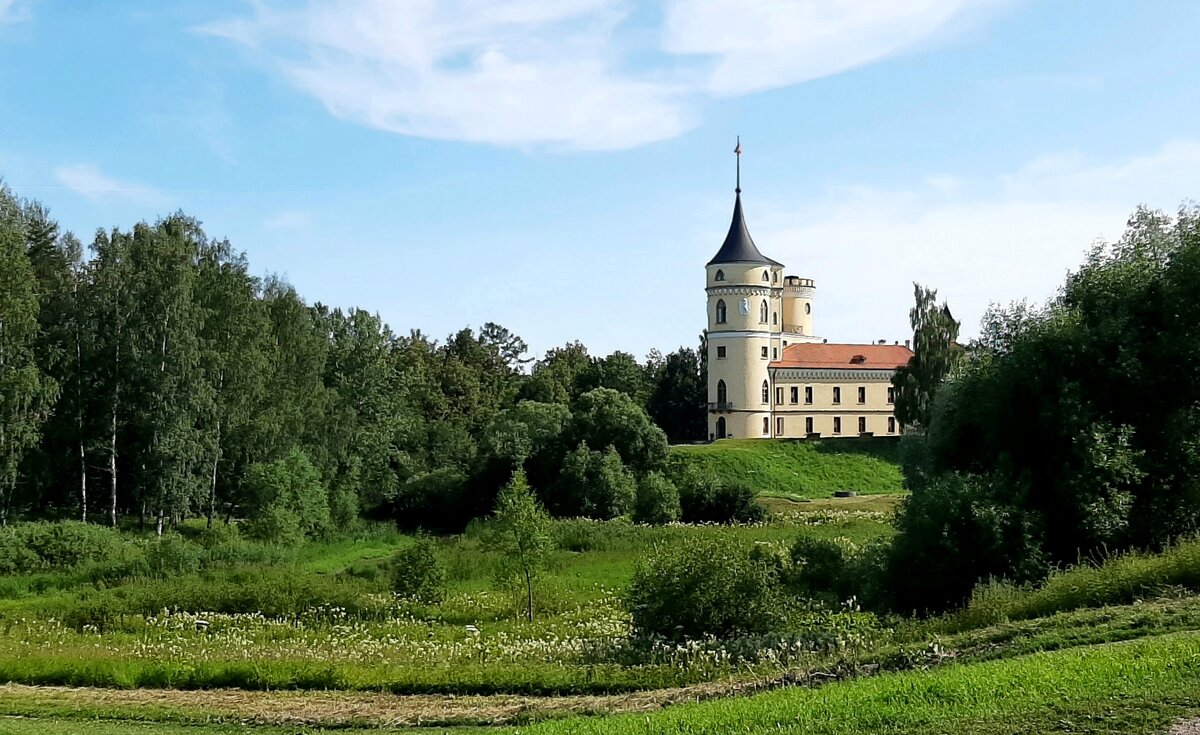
[{"x1": 904, "y1": 339, "x2": 911, "y2": 349}]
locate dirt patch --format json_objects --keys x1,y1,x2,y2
[
  {"x1": 1169, "y1": 719, "x2": 1200, "y2": 735},
  {"x1": 0, "y1": 676, "x2": 813, "y2": 728}
]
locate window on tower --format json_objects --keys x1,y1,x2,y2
[
  {"x1": 761, "y1": 380, "x2": 769, "y2": 404},
  {"x1": 717, "y1": 380, "x2": 727, "y2": 405},
  {"x1": 760, "y1": 300, "x2": 768, "y2": 323},
  {"x1": 805, "y1": 303, "x2": 811, "y2": 314},
  {"x1": 761, "y1": 270, "x2": 769, "y2": 282},
  {"x1": 716, "y1": 345, "x2": 726, "y2": 359},
  {"x1": 772, "y1": 312, "x2": 778, "y2": 325},
  {"x1": 761, "y1": 346, "x2": 768, "y2": 359},
  {"x1": 715, "y1": 300, "x2": 727, "y2": 324},
  {"x1": 714, "y1": 269, "x2": 725, "y2": 282}
]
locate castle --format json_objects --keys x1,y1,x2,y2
[{"x1": 705, "y1": 147, "x2": 913, "y2": 441}]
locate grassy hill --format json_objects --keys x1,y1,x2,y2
[{"x1": 669, "y1": 437, "x2": 905, "y2": 499}]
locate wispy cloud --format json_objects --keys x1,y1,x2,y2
[
  {"x1": 754, "y1": 139, "x2": 1200, "y2": 344},
  {"x1": 200, "y1": 0, "x2": 1005, "y2": 150},
  {"x1": 0, "y1": 0, "x2": 30, "y2": 24},
  {"x1": 53, "y1": 164, "x2": 166, "y2": 205}
]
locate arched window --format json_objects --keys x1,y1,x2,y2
[
  {"x1": 717, "y1": 380, "x2": 727, "y2": 405},
  {"x1": 772, "y1": 312, "x2": 778, "y2": 325},
  {"x1": 715, "y1": 299, "x2": 727, "y2": 324},
  {"x1": 773, "y1": 271, "x2": 778, "y2": 283},
  {"x1": 714, "y1": 269, "x2": 725, "y2": 282},
  {"x1": 759, "y1": 300, "x2": 768, "y2": 324},
  {"x1": 761, "y1": 380, "x2": 769, "y2": 403},
  {"x1": 762, "y1": 270, "x2": 770, "y2": 282}
]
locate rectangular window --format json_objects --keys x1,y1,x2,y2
[
  {"x1": 790, "y1": 387, "x2": 799, "y2": 404},
  {"x1": 775, "y1": 387, "x2": 783, "y2": 405},
  {"x1": 761, "y1": 346, "x2": 768, "y2": 359},
  {"x1": 833, "y1": 416, "x2": 842, "y2": 434},
  {"x1": 776, "y1": 417, "x2": 784, "y2": 435},
  {"x1": 887, "y1": 386, "x2": 895, "y2": 403},
  {"x1": 772, "y1": 347, "x2": 778, "y2": 360},
  {"x1": 805, "y1": 416, "x2": 814, "y2": 434},
  {"x1": 833, "y1": 387, "x2": 841, "y2": 404},
  {"x1": 805, "y1": 386, "x2": 813, "y2": 404},
  {"x1": 716, "y1": 345, "x2": 726, "y2": 359},
  {"x1": 888, "y1": 416, "x2": 897, "y2": 434},
  {"x1": 858, "y1": 416, "x2": 867, "y2": 434},
  {"x1": 762, "y1": 417, "x2": 770, "y2": 435},
  {"x1": 857, "y1": 386, "x2": 866, "y2": 404}
]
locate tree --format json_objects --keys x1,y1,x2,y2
[
  {"x1": 891, "y1": 284, "x2": 961, "y2": 430},
  {"x1": 633, "y1": 471, "x2": 680, "y2": 524},
  {"x1": 646, "y1": 346, "x2": 706, "y2": 442},
  {"x1": 565, "y1": 388, "x2": 668, "y2": 474},
  {"x1": 244, "y1": 447, "x2": 329, "y2": 543},
  {"x1": 492, "y1": 468, "x2": 553, "y2": 622},
  {"x1": 0, "y1": 187, "x2": 57, "y2": 524}
]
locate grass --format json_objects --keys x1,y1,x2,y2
[
  {"x1": 516, "y1": 631, "x2": 1200, "y2": 735},
  {"x1": 670, "y1": 438, "x2": 904, "y2": 499}
]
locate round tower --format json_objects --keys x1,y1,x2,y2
[
  {"x1": 706, "y1": 141, "x2": 783, "y2": 440},
  {"x1": 781, "y1": 276, "x2": 816, "y2": 336}
]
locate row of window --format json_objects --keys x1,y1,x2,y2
[
  {"x1": 713, "y1": 299, "x2": 810, "y2": 326},
  {"x1": 762, "y1": 416, "x2": 898, "y2": 436},
  {"x1": 714, "y1": 269, "x2": 777, "y2": 284},
  {"x1": 713, "y1": 380, "x2": 895, "y2": 405}
]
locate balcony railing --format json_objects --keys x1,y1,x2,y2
[{"x1": 708, "y1": 401, "x2": 734, "y2": 412}]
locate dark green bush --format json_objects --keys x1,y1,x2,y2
[
  {"x1": 390, "y1": 537, "x2": 447, "y2": 604},
  {"x1": 633, "y1": 472, "x2": 681, "y2": 525},
  {"x1": 677, "y1": 476, "x2": 764, "y2": 524},
  {"x1": 627, "y1": 537, "x2": 784, "y2": 640},
  {"x1": 789, "y1": 536, "x2": 847, "y2": 597},
  {"x1": 145, "y1": 534, "x2": 203, "y2": 578},
  {"x1": 13, "y1": 522, "x2": 131, "y2": 569}
]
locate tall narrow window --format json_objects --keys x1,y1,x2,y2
[
  {"x1": 762, "y1": 417, "x2": 770, "y2": 435},
  {"x1": 772, "y1": 312, "x2": 778, "y2": 325},
  {"x1": 833, "y1": 417, "x2": 842, "y2": 434},
  {"x1": 888, "y1": 416, "x2": 897, "y2": 434},
  {"x1": 773, "y1": 271, "x2": 779, "y2": 283},
  {"x1": 761, "y1": 346, "x2": 768, "y2": 359},
  {"x1": 858, "y1": 416, "x2": 867, "y2": 434},
  {"x1": 761, "y1": 380, "x2": 769, "y2": 404},
  {"x1": 887, "y1": 386, "x2": 895, "y2": 404},
  {"x1": 775, "y1": 387, "x2": 783, "y2": 405},
  {"x1": 776, "y1": 417, "x2": 784, "y2": 435},
  {"x1": 717, "y1": 380, "x2": 727, "y2": 406},
  {"x1": 804, "y1": 386, "x2": 813, "y2": 404},
  {"x1": 760, "y1": 300, "x2": 768, "y2": 324},
  {"x1": 805, "y1": 416, "x2": 814, "y2": 434},
  {"x1": 857, "y1": 386, "x2": 866, "y2": 404},
  {"x1": 714, "y1": 269, "x2": 725, "y2": 282},
  {"x1": 790, "y1": 387, "x2": 798, "y2": 404},
  {"x1": 762, "y1": 270, "x2": 770, "y2": 282},
  {"x1": 833, "y1": 387, "x2": 842, "y2": 404},
  {"x1": 715, "y1": 299, "x2": 727, "y2": 324},
  {"x1": 772, "y1": 347, "x2": 778, "y2": 360}
]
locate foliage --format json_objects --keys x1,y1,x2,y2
[
  {"x1": 242, "y1": 448, "x2": 329, "y2": 544},
  {"x1": 492, "y1": 469, "x2": 554, "y2": 621},
  {"x1": 633, "y1": 471, "x2": 681, "y2": 525},
  {"x1": 389, "y1": 535, "x2": 446, "y2": 604},
  {"x1": 673, "y1": 466, "x2": 765, "y2": 524},
  {"x1": 627, "y1": 537, "x2": 784, "y2": 640},
  {"x1": 890, "y1": 283, "x2": 962, "y2": 430},
  {"x1": 891, "y1": 205, "x2": 1200, "y2": 611}
]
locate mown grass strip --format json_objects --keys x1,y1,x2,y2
[{"x1": 515, "y1": 632, "x2": 1200, "y2": 735}]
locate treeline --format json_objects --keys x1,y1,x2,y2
[
  {"x1": 0, "y1": 183, "x2": 707, "y2": 533},
  {"x1": 887, "y1": 204, "x2": 1200, "y2": 611}
]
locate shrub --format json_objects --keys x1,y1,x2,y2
[
  {"x1": 677, "y1": 475, "x2": 764, "y2": 524},
  {"x1": 244, "y1": 448, "x2": 330, "y2": 541},
  {"x1": 15, "y1": 521, "x2": 130, "y2": 569},
  {"x1": 194, "y1": 521, "x2": 241, "y2": 549},
  {"x1": 0, "y1": 529, "x2": 39, "y2": 574},
  {"x1": 789, "y1": 536, "x2": 848, "y2": 597},
  {"x1": 627, "y1": 537, "x2": 784, "y2": 640},
  {"x1": 554, "y1": 443, "x2": 637, "y2": 519},
  {"x1": 144, "y1": 534, "x2": 203, "y2": 578},
  {"x1": 633, "y1": 472, "x2": 680, "y2": 525},
  {"x1": 390, "y1": 537, "x2": 447, "y2": 604},
  {"x1": 392, "y1": 467, "x2": 471, "y2": 532}
]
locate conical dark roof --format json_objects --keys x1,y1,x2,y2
[{"x1": 707, "y1": 193, "x2": 782, "y2": 267}]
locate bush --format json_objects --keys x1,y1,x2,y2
[
  {"x1": 789, "y1": 536, "x2": 848, "y2": 597},
  {"x1": 633, "y1": 472, "x2": 680, "y2": 525},
  {"x1": 243, "y1": 503, "x2": 305, "y2": 546},
  {"x1": 14, "y1": 521, "x2": 131, "y2": 569},
  {"x1": 390, "y1": 537, "x2": 447, "y2": 604},
  {"x1": 144, "y1": 534, "x2": 203, "y2": 578},
  {"x1": 677, "y1": 474, "x2": 764, "y2": 524},
  {"x1": 627, "y1": 537, "x2": 784, "y2": 640},
  {"x1": 0, "y1": 530, "x2": 39, "y2": 574},
  {"x1": 554, "y1": 443, "x2": 637, "y2": 519},
  {"x1": 194, "y1": 521, "x2": 241, "y2": 549},
  {"x1": 244, "y1": 448, "x2": 330, "y2": 541}
]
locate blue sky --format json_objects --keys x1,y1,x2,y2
[{"x1": 1, "y1": 1, "x2": 1198, "y2": 360}]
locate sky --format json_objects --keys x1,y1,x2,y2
[{"x1": 1, "y1": 0, "x2": 1198, "y2": 360}]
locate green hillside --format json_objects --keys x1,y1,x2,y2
[{"x1": 669, "y1": 437, "x2": 905, "y2": 499}]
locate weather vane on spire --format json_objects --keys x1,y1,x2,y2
[{"x1": 734, "y1": 136, "x2": 742, "y2": 194}]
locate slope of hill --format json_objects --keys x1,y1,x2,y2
[{"x1": 669, "y1": 438, "x2": 905, "y2": 498}]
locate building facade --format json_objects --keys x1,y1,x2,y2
[{"x1": 705, "y1": 167, "x2": 912, "y2": 441}]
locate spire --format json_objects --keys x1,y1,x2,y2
[{"x1": 706, "y1": 138, "x2": 782, "y2": 267}]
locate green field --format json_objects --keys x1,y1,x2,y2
[{"x1": 670, "y1": 438, "x2": 905, "y2": 498}]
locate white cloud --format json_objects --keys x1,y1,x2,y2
[
  {"x1": 0, "y1": 0, "x2": 29, "y2": 24},
  {"x1": 754, "y1": 139, "x2": 1200, "y2": 344},
  {"x1": 201, "y1": 0, "x2": 1004, "y2": 150},
  {"x1": 53, "y1": 164, "x2": 166, "y2": 205}
]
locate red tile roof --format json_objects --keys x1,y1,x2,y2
[{"x1": 770, "y1": 342, "x2": 913, "y2": 370}]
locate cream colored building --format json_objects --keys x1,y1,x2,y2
[{"x1": 705, "y1": 171, "x2": 912, "y2": 441}]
